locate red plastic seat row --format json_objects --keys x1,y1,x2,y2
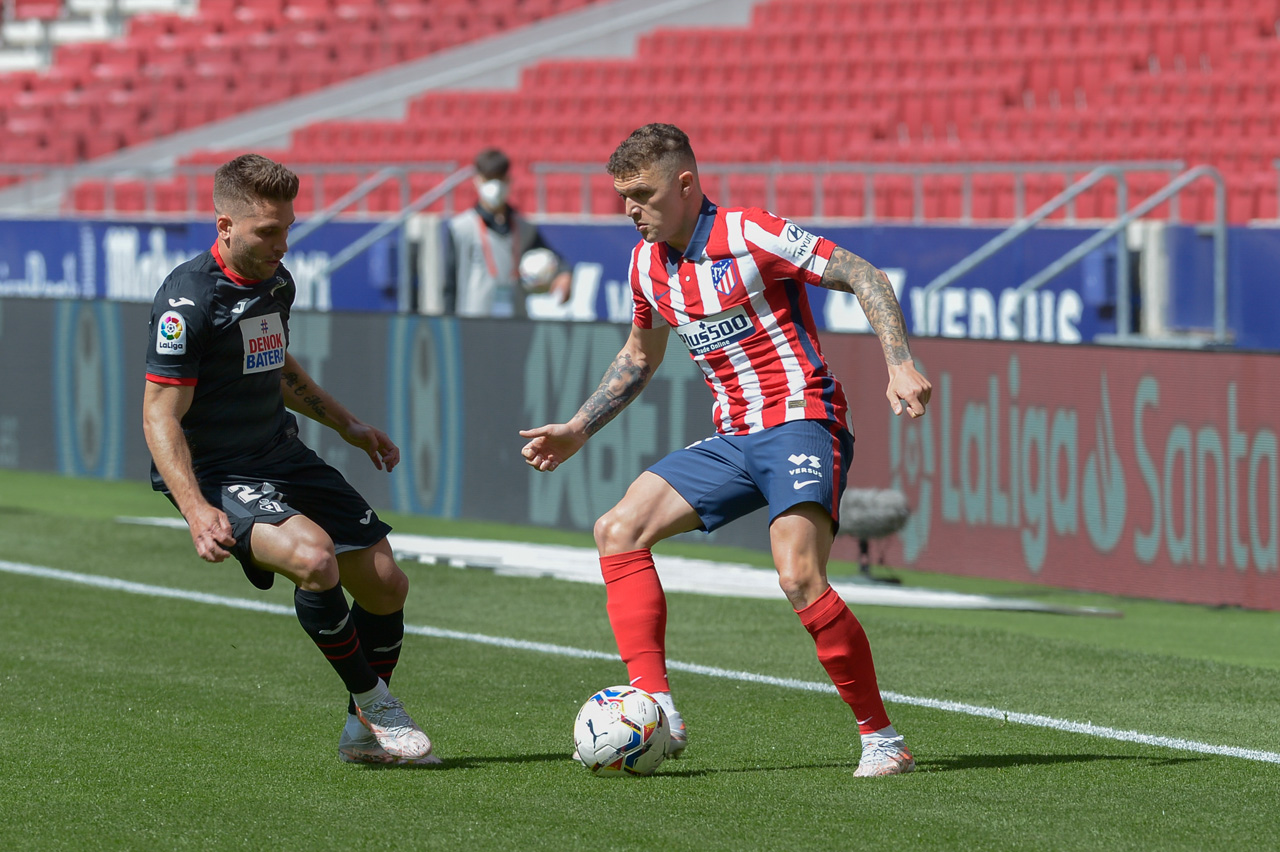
[{"x1": 10, "y1": 0, "x2": 61, "y2": 20}]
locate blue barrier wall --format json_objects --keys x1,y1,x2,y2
[
  {"x1": 3, "y1": 215, "x2": 1276, "y2": 348},
  {"x1": 538, "y1": 221, "x2": 1117, "y2": 344},
  {"x1": 0, "y1": 218, "x2": 401, "y2": 312},
  {"x1": 1164, "y1": 225, "x2": 1279, "y2": 350}
]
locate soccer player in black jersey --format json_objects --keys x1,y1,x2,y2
[{"x1": 142, "y1": 154, "x2": 437, "y2": 765}]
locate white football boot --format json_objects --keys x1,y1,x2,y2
[
  {"x1": 339, "y1": 714, "x2": 441, "y2": 766},
  {"x1": 853, "y1": 736, "x2": 915, "y2": 777},
  {"x1": 353, "y1": 692, "x2": 435, "y2": 760},
  {"x1": 652, "y1": 691, "x2": 687, "y2": 758}
]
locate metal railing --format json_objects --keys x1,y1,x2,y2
[
  {"x1": 289, "y1": 167, "x2": 422, "y2": 247},
  {"x1": 921, "y1": 165, "x2": 1229, "y2": 346},
  {"x1": 0, "y1": 158, "x2": 1192, "y2": 221},
  {"x1": 1017, "y1": 166, "x2": 1228, "y2": 346},
  {"x1": 0, "y1": 162, "x2": 457, "y2": 218},
  {"x1": 920, "y1": 165, "x2": 1132, "y2": 335},
  {"x1": 531, "y1": 160, "x2": 1186, "y2": 223},
  {"x1": 321, "y1": 165, "x2": 474, "y2": 312}
]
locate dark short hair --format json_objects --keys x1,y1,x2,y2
[
  {"x1": 606, "y1": 124, "x2": 696, "y2": 179},
  {"x1": 474, "y1": 148, "x2": 511, "y2": 181},
  {"x1": 213, "y1": 154, "x2": 299, "y2": 214}
]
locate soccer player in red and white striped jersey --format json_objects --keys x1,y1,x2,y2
[{"x1": 521, "y1": 124, "x2": 930, "y2": 777}]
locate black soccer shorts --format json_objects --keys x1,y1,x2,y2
[{"x1": 188, "y1": 436, "x2": 393, "y2": 590}]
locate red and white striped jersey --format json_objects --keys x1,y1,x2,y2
[{"x1": 630, "y1": 199, "x2": 850, "y2": 435}]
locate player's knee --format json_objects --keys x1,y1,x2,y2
[
  {"x1": 290, "y1": 542, "x2": 340, "y2": 590},
  {"x1": 776, "y1": 566, "x2": 825, "y2": 610},
  {"x1": 380, "y1": 564, "x2": 409, "y2": 609},
  {"x1": 594, "y1": 508, "x2": 643, "y2": 554}
]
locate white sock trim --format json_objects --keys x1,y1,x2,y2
[
  {"x1": 860, "y1": 724, "x2": 901, "y2": 745},
  {"x1": 652, "y1": 690, "x2": 684, "y2": 725},
  {"x1": 352, "y1": 678, "x2": 390, "y2": 710}
]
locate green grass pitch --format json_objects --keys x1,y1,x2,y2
[{"x1": 1, "y1": 469, "x2": 1277, "y2": 852}]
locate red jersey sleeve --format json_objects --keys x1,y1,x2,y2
[
  {"x1": 629, "y1": 241, "x2": 661, "y2": 329},
  {"x1": 738, "y1": 208, "x2": 834, "y2": 287}
]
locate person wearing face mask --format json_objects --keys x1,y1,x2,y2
[{"x1": 442, "y1": 147, "x2": 573, "y2": 317}]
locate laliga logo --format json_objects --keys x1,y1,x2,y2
[
  {"x1": 1082, "y1": 372, "x2": 1126, "y2": 552},
  {"x1": 888, "y1": 356, "x2": 1128, "y2": 571},
  {"x1": 889, "y1": 358, "x2": 933, "y2": 562},
  {"x1": 160, "y1": 315, "x2": 182, "y2": 340}
]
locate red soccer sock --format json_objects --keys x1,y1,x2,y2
[
  {"x1": 600, "y1": 549, "x2": 669, "y2": 694},
  {"x1": 796, "y1": 585, "x2": 891, "y2": 734}
]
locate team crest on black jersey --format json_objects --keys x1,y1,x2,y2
[
  {"x1": 240, "y1": 313, "x2": 286, "y2": 373},
  {"x1": 710, "y1": 258, "x2": 744, "y2": 296}
]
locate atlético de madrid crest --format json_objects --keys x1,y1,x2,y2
[{"x1": 710, "y1": 258, "x2": 743, "y2": 296}]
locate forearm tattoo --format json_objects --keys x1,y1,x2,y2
[
  {"x1": 281, "y1": 369, "x2": 329, "y2": 422},
  {"x1": 578, "y1": 351, "x2": 652, "y2": 437},
  {"x1": 821, "y1": 247, "x2": 913, "y2": 365}
]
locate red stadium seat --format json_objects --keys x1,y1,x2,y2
[
  {"x1": 11, "y1": 0, "x2": 61, "y2": 20},
  {"x1": 38, "y1": 0, "x2": 1280, "y2": 222}
]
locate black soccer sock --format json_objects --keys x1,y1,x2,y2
[
  {"x1": 294, "y1": 584, "x2": 380, "y2": 696},
  {"x1": 346, "y1": 604, "x2": 405, "y2": 716}
]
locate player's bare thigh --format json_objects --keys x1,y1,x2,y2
[
  {"x1": 251, "y1": 518, "x2": 408, "y2": 612},
  {"x1": 249, "y1": 513, "x2": 340, "y2": 591},
  {"x1": 769, "y1": 502, "x2": 836, "y2": 609},
  {"x1": 594, "y1": 471, "x2": 703, "y2": 555}
]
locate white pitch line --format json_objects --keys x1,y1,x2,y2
[{"x1": 4, "y1": 558, "x2": 1278, "y2": 766}]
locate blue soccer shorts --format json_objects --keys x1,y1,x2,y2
[{"x1": 647, "y1": 419, "x2": 854, "y2": 533}]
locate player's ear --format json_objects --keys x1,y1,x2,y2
[
  {"x1": 678, "y1": 170, "x2": 694, "y2": 197},
  {"x1": 216, "y1": 212, "x2": 233, "y2": 240}
]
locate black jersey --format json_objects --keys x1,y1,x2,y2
[{"x1": 146, "y1": 244, "x2": 297, "y2": 483}]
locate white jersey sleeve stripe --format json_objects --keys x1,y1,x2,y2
[
  {"x1": 727, "y1": 214, "x2": 807, "y2": 429},
  {"x1": 743, "y1": 217, "x2": 830, "y2": 280}
]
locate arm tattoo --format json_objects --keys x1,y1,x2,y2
[
  {"x1": 821, "y1": 247, "x2": 913, "y2": 365},
  {"x1": 578, "y1": 351, "x2": 653, "y2": 437},
  {"x1": 281, "y1": 370, "x2": 329, "y2": 422}
]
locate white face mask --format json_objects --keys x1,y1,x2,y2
[{"x1": 477, "y1": 179, "x2": 510, "y2": 208}]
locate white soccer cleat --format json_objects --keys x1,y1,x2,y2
[
  {"x1": 354, "y1": 694, "x2": 434, "y2": 760},
  {"x1": 664, "y1": 710, "x2": 688, "y2": 758},
  {"x1": 339, "y1": 715, "x2": 441, "y2": 766},
  {"x1": 853, "y1": 737, "x2": 915, "y2": 777},
  {"x1": 650, "y1": 691, "x2": 688, "y2": 758}
]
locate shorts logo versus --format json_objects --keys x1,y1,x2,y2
[{"x1": 787, "y1": 453, "x2": 823, "y2": 486}]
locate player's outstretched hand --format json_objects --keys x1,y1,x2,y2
[
  {"x1": 550, "y1": 271, "x2": 573, "y2": 305},
  {"x1": 519, "y1": 423, "x2": 586, "y2": 472},
  {"x1": 343, "y1": 422, "x2": 401, "y2": 473},
  {"x1": 887, "y1": 361, "x2": 932, "y2": 418},
  {"x1": 188, "y1": 502, "x2": 235, "y2": 563}
]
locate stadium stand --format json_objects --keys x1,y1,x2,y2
[{"x1": 2, "y1": 0, "x2": 1278, "y2": 221}]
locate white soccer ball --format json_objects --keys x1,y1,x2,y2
[
  {"x1": 518, "y1": 247, "x2": 559, "y2": 293},
  {"x1": 573, "y1": 685, "x2": 670, "y2": 776}
]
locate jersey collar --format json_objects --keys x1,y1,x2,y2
[
  {"x1": 669, "y1": 196, "x2": 717, "y2": 262},
  {"x1": 212, "y1": 241, "x2": 263, "y2": 287},
  {"x1": 474, "y1": 201, "x2": 517, "y2": 235}
]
